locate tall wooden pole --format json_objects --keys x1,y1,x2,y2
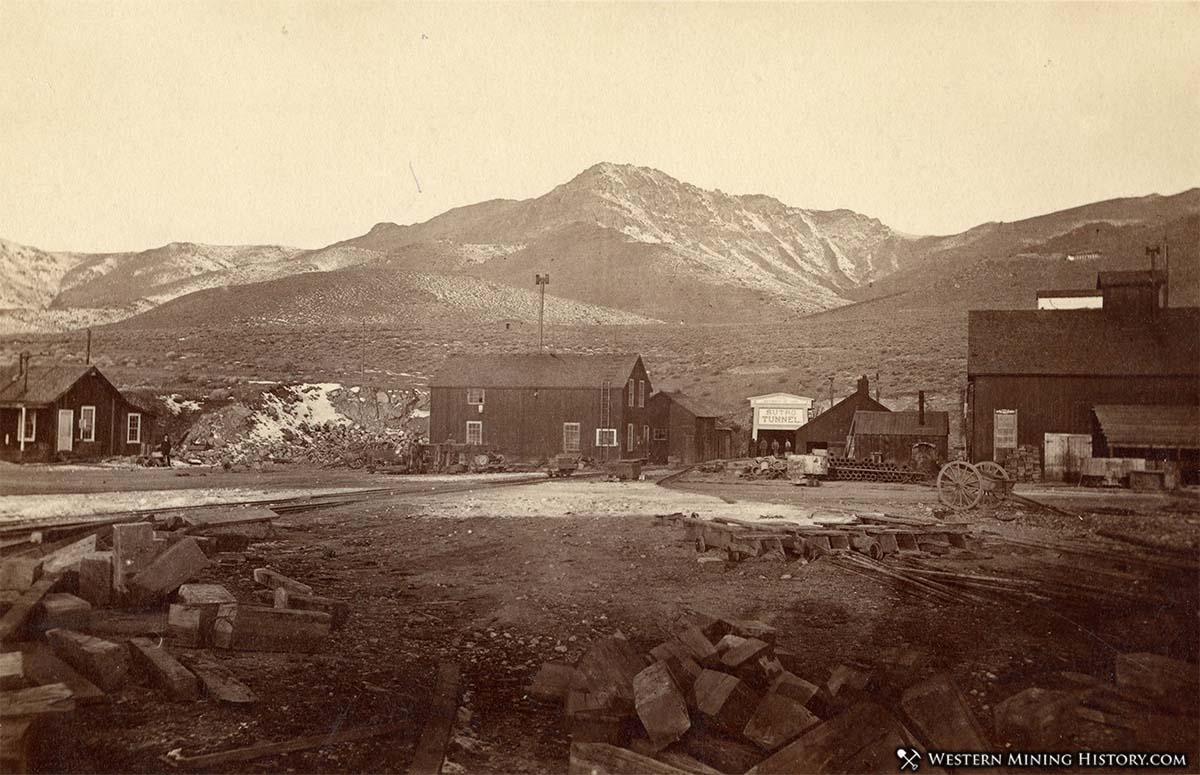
[{"x1": 535, "y1": 274, "x2": 550, "y2": 351}]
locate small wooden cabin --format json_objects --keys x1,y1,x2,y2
[
  {"x1": 794, "y1": 376, "x2": 888, "y2": 456},
  {"x1": 846, "y1": 403, "x2": 949, "y2": 467},
  {"x1": 648, "y1": 390, "x2": 730, "y2": 464},
  {"x1": 0, "y1": 358, "x2": 156, "y2": 463}
]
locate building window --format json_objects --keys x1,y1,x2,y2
[
  {"x1": 563, "y1": 422, "x2": 581, "y2": 453},
  {"x1": 653, "y1": 428, "x2": 668, "y2": 441},
  {"x1": 80, "y1": 406, "x2": 96, "y2": 442},
  {"x1": 127, "y1": 413, "x2": 141, "y2": 444},
  {"x1": 626, "y1": 422, "x2": 634, "y2": 451},
  {"x1": 22, "y1": 411, "x2": 36, "y2": 442},
  {"x1": 596, "y1": 428, "x2": 617, "y2": 447},
  {"x1": 627, "y1": 379, "x2": 634, "y2": 407},
  {"x1": 467, "y1": 388, "x2": 485, "y2": 405},
  {"x1": 638, "y1": 380, "x2": 645, "y2": 408},
  {"x1": 643, "y1": 424, "x2": 650, "y2": 447},
  {"x1": 466, "y1": 420, "x2": 482, "y2": 445}
]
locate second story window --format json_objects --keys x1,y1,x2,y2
[{"x1": 467, "y1": 388, "x2": 485, "y2": 405}]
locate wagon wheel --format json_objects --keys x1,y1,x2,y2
[
  {"x1": 937, "y1": 461, "x2": 984, "y2": 510},
  {"x1": 976, "y1": 461, "x2": 1013, "y2": 505}
]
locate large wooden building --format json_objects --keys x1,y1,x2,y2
[
  {"x1": 0, "y1": 358, "x2": 156, "y2": 463},
  {"x1": 648, "y1": 390, "x2": 732, "y2": 464},
  {"x1": 793, "y1": 376, "x2": 888, "y2": 456},
  {"x1": 428, "y1": 353, "x2": 654, "y2": 462},
  {"x1": 967, "y1": 270, "x2": 1200, "y2": 479}
]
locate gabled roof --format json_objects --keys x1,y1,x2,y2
[
  {"x1": 748, "y1": 393, "x2": 814, "y2": 404},
  {"x1": 654, "y1": 390, "x2": 725, "y2": 418},
  {"x1": 1093, "y1": 404, "x2": 1200, "y2": 449},
  {"x1": 1097, "y1": 270, "x2": 1167, "y2": 288},
  {"x1": 0, "y1": 363, "x2": 96, "y2": 405},
  {"x1": 968, "y1": 309, "x2": 1200, "y2": 377},
  {"x1": 430, "y1": 353, "x2": 643, "y2": 389},
  {"x1": 850, "y1": 410, "x2": 949, "y2": 437}
]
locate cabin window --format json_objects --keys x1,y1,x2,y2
[
  {"x1": 653, "y1": 428, "x2": 668, "y2": 441},
  {"x1": 22, "y1": 411, "x2": 36, "y2": 442},
  {"x1": 467, "y1": 388, "x2": 485, "y2": 405},
  {"x1": 562, "y1": 423, "x2": 581, "y2": 453},
  {"x1": 465, "y1": 420, "x2": 482, "y2": 445},
  {"x1": 638, "y1": 380, "x2": 645, "y2": 408},
  {"x1": 626, "y1": 422, "x2": 634, "y2": 451},
  {"x1": 627, "y1": 380, "x2": 634, "y2": 407},
  {"x1": 79, "y1": 406, "x2": 96, "y2": 442},
  {"x1": 643, "y1": 425, "x2": 650, "y2": 447},
  {"x1": 127, "y1": 413, "x2": 141, "y2": 444},
  {"x1": 595, "y1": 428, "x2": 617, "y2": 447}
]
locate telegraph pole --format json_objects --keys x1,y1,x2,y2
[{"x1": 535, "y1": 273, "x2": 550, "y2": 350}]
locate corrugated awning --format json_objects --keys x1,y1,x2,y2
[{"x1": 1093, "y1": 404, "x2": 1200, "y2": 449}]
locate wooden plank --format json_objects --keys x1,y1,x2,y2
[
  {"x1": 181, "y1": 506, "x2": 277, "y2": 530},
  {"x1": 633, "y1": 661, "x2": 691, "y2": 749},
  {"x1": 0, "y1": 682, "x2": 74, "y2": 717},
  {"x1": 3, "y1": 642, "x2": 104, "y2": 704},
  {"x1": 0, "y1": 573, "x2": 60, "y2": 643},
  {"x1": 174, "y1": 584, "x2": 238, "y2": 644},
  {"x1": 900, "y1": 674, "x2": 992, "y2": 752},
  {"x1": 165, "y1": 720, "x2": 409, "y2": 769},
  {"x1": 569, "y1": 742, "x2": 692, "y2": 775},
  {"x1": 86, "y1": 609, "x2": 169, "y2": 639},
  {"x1": 573, "y1": 636, "x2": 645, "y2": 709},
  {"x1": 183, "y1": 655, "x2": 256, "y2": 704},
  {"x1": 407, "y1": 662, "x2": 462, "y2": 775},
  {"x1": 252, "y1": 568, "x2": 313, "y2": 596},
  {"x1": 252, "y1": 589, "x2": 350, "y2": 629},
  {"x1": 41, "y1": 534, "x2": 97, "y2": 575},
  {"x1": 112, "y1": 522, "x2": 157, "y2": 591},
  {"x1": 0, "y1": 716, "x2": 33, "y2": 774},
  {"x1": 743, "y1": 691, "x2": 820, "y2": 751},
  {"x1": 212, "y1": 606, "x2": 330, "y2": 652},
  {"x1": 77, "y1": 552, "x2": 113, "y2": 607},
  {"x1": 691, "y1": 669, "x2": 758, "y2": 735},
  {"x1": 128, "y1": 537, "x2": 209, "y2": 602},
  {"x1": 0, "y1": 557, "x2": 43, "y2": 591},
  {"x1": 37, "y1": 592, "x2": 91, "y2": 631},
  {"x1": 0, "y1": 650, "x2": 23, "y2": 690},
  {"x1": 45, "y1": 628, "x2": 130, "y2": 692},
  {"x1": 748, "y1": 701, "x2": 916, "y2": 774},
  {"x1": 128, "y1": 637, "x2": 201, "y2": 701}
]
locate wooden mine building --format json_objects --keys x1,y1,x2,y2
[
  {"x1": 429, "y1": 353, "x2": 654, "y2": 462},
  {"x1": 0, "y1": 357, "x2": 156, "y2": 463},
  {"x1": 967, "y1": 269, "x2": 1200, "y2": 481},
  {"x1": 845, "y1": 395, "x2": 949, "y2": 468},
  {"x1": 648, "y1": 390, "x2": 732, "y2": 464},
  {"x1": 793, "y1": 376, "x2": 888, "y2": 456}
]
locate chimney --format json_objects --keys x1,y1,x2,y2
[
  {"x1": 856, "y1": 375, "x2": 870, "y2": 396},
  {"x1": 918, "y1": 391, "x2": 926, "y2": 426},
  {"x1": 19, "y1": 352, "x2": 31, "y2": 393}
]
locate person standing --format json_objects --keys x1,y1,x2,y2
[{"x1": 160, "y1": 433, "x2": 173, "y2": 467}]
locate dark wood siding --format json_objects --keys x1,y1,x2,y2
[
  {"x1": 968, "y1": 374, "x2": 1199, "y2": 462},
  {"x1": 429, "y1": 356, "x2": 655, "y2": 462},
  {"x1": 850, "y1": 433, "x2": 948, "y2": 466},
  {"x1": 794, "y1": 390, "x2": 888, "y2": 453}
]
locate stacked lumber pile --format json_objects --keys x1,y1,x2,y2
[
  {"x1": 739, "y1": 458, "x2": 788, "y2": 481},
  {"x1": 0, "y1": 505, "x2": 350, "y2": 771},
  {"x1": 534, "y1": 614, "x2": 1199, "y2": 775},
  {"x1": 658, "y1": 512, "x2": 973, "y2": 563}
]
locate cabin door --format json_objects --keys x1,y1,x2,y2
[{"x1": 57, "y1": 409, "x2": 74, "y2": 452}]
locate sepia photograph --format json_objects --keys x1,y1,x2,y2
[{"x1": 0, "y1": 2, "x2": 1197, "y2": 773}]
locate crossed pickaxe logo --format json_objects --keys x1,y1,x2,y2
[{"x1": 897, "y1": 747, "x2": 922, "y2": 771}]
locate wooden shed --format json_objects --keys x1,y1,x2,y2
[
  {"x1": 0, "y1": 358, "x2": 157, "y2": 463},
  {"x1": 428, "y1": 352, "x2": 654, "y2": 463},
  {"x1": 793, "y1": 376, "x2": 888, "y2": 456},
  {"x1": 648, "y1": 390, "x2": 730, "y2": 464},
  {"x1": 846, "y1": 405, "x2": 949, "y2": 467}
]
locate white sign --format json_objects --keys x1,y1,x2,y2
[{"x1": 758, "y1": 407, "x2": 805, "y2": 427}]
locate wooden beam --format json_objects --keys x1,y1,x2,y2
[
  {"x1": 407, "y1": 662, "x2": 462, "y2": 775},
  {"x1": 0, "y1": 682, "x2": 74, "y2": 717},
  {"x1": 128, "y1": 637, "x2": 201, "y2": 701},
  {"x1": 166, "y1": 720, "x2": 411, "y2": 769},
  {"x1": 568, "y1": 742, "x2": 692, "y2": 775},
  {"x1": 0, "y1": 573, "x2": 60, "y2": 643},
  {"x1": 4, "y1": 641, "x2": 104, "y2": 704},
  {"x1": 183, "y1": 655, "x2": 256, "y2": 704}
]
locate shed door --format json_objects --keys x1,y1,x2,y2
[{"x1": 57, "y1": 409, "x2": 74, "y2": 452}]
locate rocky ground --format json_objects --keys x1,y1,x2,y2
[{"x1": 13, "y1": 468, "x2": 1200, "y2": 773}]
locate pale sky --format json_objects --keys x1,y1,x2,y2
[{"x1": 1, "y1": 2, "x2": 1197, "y2": 253}]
